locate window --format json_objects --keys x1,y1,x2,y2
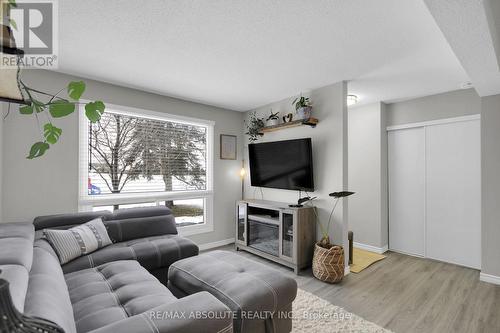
[
  {"x1": 79, "y1": 104, "x2": 214, "y2": 236},
  {"x1": 92, "y1": 198, "x2": 205, "y2": 227}
]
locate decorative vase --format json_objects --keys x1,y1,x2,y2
[
  {"x1": 296, "y1": 106, "x2": 312, "y2": 120},
  {"x1": 283, "y1": 113, "x2": 293, "y2": 123},
  {"x1": 312, "y1": 243, "x2": 345, "y2": 283},
  {"x1": 267, "y1": 118, "x2": 280, "y2": 126}
]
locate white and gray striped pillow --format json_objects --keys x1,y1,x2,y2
[{"x1": 44, "y1": 217, "x2": 112, "y2": 264}]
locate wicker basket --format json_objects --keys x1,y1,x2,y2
[{"x1": 312, "y1": 243, "x2": 345, "y2": 283}]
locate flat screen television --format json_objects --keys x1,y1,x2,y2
[{"x1": 249, "y1": 138, "x2": 314, "y2": 191}]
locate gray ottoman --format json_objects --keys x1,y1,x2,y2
[{"x1": 168, "y1": 250, "x2": 297, "y2": 333}]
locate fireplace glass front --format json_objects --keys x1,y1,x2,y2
[{"x1": 248, "y1": 220, "x2": 279, "y2": 257}]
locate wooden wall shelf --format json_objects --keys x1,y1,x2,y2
[{"x1": 260, "y1": 117, "x2": 318, "y2": 133}]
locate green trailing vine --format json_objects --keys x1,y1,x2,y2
[
  {"x1": 245, "y1": 112, "x2": 265, "y2": 142},
  {"x1": 2, "y1": 0, "x2": 105, "y2": 159},
  {"x1": 17, "y1": 80, "x2": 105, "y2": 159}
]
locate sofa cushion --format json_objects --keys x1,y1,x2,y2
[
  {"x1": 34, "y1": 207, "x2": 178, "y2": 243},
  {"x1": 62, "y1": 235, "x2": 199, "y2": 274},
  {"x1": 44, "y1": 218, "x2": 113, "y2": 264},
  {"x1": 0, "y1": 225, "x2": 34, "y2": 269},
  {"x1": 0, "y1": 265, "x2": 29, "y2": 313},
  {"x1": 0, "y1": 222, "x2": 35, "y2": 240},
  {"x1": 0, "y1": 222, "x2": 34, "y2": 313},
  {"x1": 33, "y1": 211, "x2": 113, "y2": 231},
  {"x1": 88, "y1": 292, "x2": 233, "y2": 333},
  {"x1": 65, "y1": 260, "x2": 177, "y2": 333},
  {"x1": 24, "y1": 239, "x2": 77, "y2": 333},
  {"x1": 111, "y1": 206, "x2": 172, "y2": 220},
  {"x1": 105, "y1": 207, "x2": 178, "y2": 243}
]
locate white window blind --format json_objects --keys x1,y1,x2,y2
[
  {"x1": 79, "y1": 105, "x2": 215, "y2": 235},
  {"x1": 87, "y1": 111, "x2": 208, "y2": 196}
]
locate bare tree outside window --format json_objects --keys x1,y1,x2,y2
[
  {"x1": 88, "y1": 112, "x2": 207, "y2": 222},
  {"x1": 89, "y1": 114, "x2": 144, "y2": 209},
  {"x1": 136, "y1": 121, "x2": 206, "y2": 199}
]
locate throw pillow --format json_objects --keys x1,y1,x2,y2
[{"x1": 44, "y1": 217, "x2": 112, "y2": 264}]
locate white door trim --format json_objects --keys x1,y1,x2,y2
[{"x1": 386, "y1": 114, "x2": 480, "y2": 131}]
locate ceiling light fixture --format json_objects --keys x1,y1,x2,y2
[{"x1": 347, "y1": 94, "x2": 358, "y2": 106}]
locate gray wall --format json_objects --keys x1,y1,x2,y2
[
  {"x1": 243, "y1": 81, "x2": 349, "y2": 263},
  {"x1": 0, "y1": 102, "x2": 3, "y2": 221},
  {"x1": 1, "y1": 70, "x2": 244, "y2": 247},
  {"x1": 386, "y1": 89, "x2": 480, "y2": 126},
  {"x1": 348, "y1": 102, "x2": 388, "y2": 249},
  {"x1": 481, "y1": 94, "x2": 500, "y2": 277}
]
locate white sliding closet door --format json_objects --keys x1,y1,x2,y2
[
  {"x1": 388, "y1": 127, "x2": 425, "y2": 256},
  {"x1": 425, "y1": 119, "x2": 481, "y2": 269}
]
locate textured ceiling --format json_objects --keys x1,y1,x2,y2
[
  {"x1": 55, "y1": 0, "x2": 469, "y2": 111},
  {"x1": 424, "y1": 0, "x2": 500, "y2": 97}
]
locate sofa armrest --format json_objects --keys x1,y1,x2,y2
[
  {"x1": 88, "y1": 292, "x2": 233, "y2": 333},
  {"x1": 104, "y1": 215, "x2": 178, "y2": 242}
]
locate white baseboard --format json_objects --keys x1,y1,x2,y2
[
  {"x1": 344, "y1": 266, "x2": 350, "y2": 276},
  {"x1": 198, "y1": 238, "x2": 235, "y2": 251},
  {"x1": 480, "y1": 272, "x2": 500, "y2": 285},
  {"x1": 353, "y1": 242, "x2": 388, "y2": 254}
]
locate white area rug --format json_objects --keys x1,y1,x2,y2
[{"x1": 292, "y1": 289, "x2": 392, "y2": 333}]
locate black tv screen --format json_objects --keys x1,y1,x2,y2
[{"x1": 249, "y1": 138, "x2": 314, "y2": 191}]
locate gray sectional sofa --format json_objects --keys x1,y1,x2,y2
[
  {"x1": 33, "y1": 207, "x2": 198, "y2": 284},
  {"x1": 0, "y1": 207, "x2": 233, "y2": 333}
]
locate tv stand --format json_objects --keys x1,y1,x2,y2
[
  {"x1": 288, "y1": 204, "x2": 303, "y2": 208},
  {"x1": 236, "y1": 199, "x2": 316, "y2": 274}
]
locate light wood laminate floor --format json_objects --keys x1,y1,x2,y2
[{"x1": 207, "y1": 245, "x2": 500, "y2": 333}]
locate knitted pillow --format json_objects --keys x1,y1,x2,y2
[{"x1": 44, "y1": 217, "x2": 112, "y2": 264}]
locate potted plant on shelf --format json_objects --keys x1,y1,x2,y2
[
  {"x1": 266, "y1": 110, "x2": 280, "y2": 126},
  {"x1": 292, "y1": 95, "x2": 312, "y2": 120},
  {"x1": 312, "y1": 191, "x2": 355, "y2": 284},
  {"x1": 245, "y1": 112, "x2": 265, "y2": 142}
]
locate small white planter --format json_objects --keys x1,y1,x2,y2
[
  {"x1": 296, "y1": 106, "x2": 312, "y2": 120},
  {"x1": 267, "y1": 118, "x2": 280, "y2": 126}
]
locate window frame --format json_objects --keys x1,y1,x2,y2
[{"x1": 78, "y1": 102, "x2": 215, "y2": 236}]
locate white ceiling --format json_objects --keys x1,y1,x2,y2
[
  {"x1": 55, "y1": 0, "x2": 470, "y2": 111},
  {"x1": 424, "y1": 0, "x2": 500, "y2": 97}
]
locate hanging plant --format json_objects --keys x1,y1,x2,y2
[
  {"x1": 0, "y1": 0, "x2": 105, "y2": 159},
  {"x1": 18, "y1": 80, "x2": 105, "y2": 159},
  {"x1": 245, "y1": 112, "x2": 265, "y2": 142}
]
